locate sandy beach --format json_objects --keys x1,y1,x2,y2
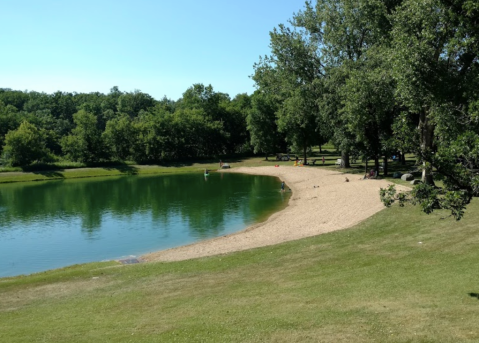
[{"x1": 142, "y1": 166, "x2": 407, "y2": 262}]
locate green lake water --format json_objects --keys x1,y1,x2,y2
[{"x1": 0, "y1": 172, "x2": 290, "y2": 277}]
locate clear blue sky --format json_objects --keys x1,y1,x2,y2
[{"x1": 1, "y1": 0, "x2": 307, "y2": 100}]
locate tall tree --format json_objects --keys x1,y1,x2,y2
[
  {"x1": 253, "y1": 21, "x2": 323, "y2": 164},
  {"x1": 300, "y1": 0, "x2": 403, "y2": 167},
  {"x1": 391, "y1": 0, "x2": 479, "y2": 184},
  {"x1": 381, "y1": 0, "x2": 479, "y2": 219},
  {"x1": 221, "y1": 93, "x2": 252, "y2": 154},
  {"x1": 340, "y1": 47, "x2": 397, "y2": 174},
  {"x1": 247, "y1": 91, "x2": 284, "y2": 159}
]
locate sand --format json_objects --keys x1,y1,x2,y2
[{"x1": 142, "y1": 166, "x2": 407, "y2": 262}]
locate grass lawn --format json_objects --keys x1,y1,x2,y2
[
  {"x1": 1, "y1": 198, "x2": 478, "y2": 342},
  {"x1": 0, "y1": 145, "x2": 420, "y2": 185}
]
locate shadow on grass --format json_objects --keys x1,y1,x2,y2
[
  {"x1": 23, "y1": 161, "x2": 140, "y2": 176},
  {"x1": 30, "y1": 170, "x2": 65, "y2": 178},
  {"x1": 104, "y1": 165, "x2": 139, "y2": 175},
  {"x1": 468, "y1": 293, "x2": 479, "y2": 300},
  {"x1": 321, "y1": 160, "x2": 419, "y2": 176},
  {"x1": 147, "y1": 157, "x2": 250, "y2": 168}
]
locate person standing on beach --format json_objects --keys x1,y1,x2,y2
[{"x1": 322, "y1": 156, "x2": 325, "y2": 165}]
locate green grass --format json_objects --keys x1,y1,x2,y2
[
  {"x1": 0, "y1": 146, "x2": 421, "y2": 185},
  {"x1": 1, "y1": 199, "x2": 478, "y2": 342}
]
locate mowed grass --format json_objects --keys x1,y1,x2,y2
[
  {"x1": 1, "y1": 199, "x2": 479, "y2": 343},
  {"x1": 0, "y1": 156, "x2": 313, "y2": 184},
  {"x1": 0, "y1": 144, "x2": 419, "y2": 185}
]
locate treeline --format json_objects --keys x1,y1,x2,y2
[{"x1": 0, "y1": 84, "x2": 274, "y2": 165}]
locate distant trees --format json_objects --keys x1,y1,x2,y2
[
  {"x1": 103, "y1": 114, "x2": 135, "y2": 161},
  {"x1": 0, "y1": 85, "x2": 254, "y2": 166},
  {"x1": 61, "y1": 110, "x2": 104, "y2": 163},
  {"x1": 3, "y1": 121, "x2": 49, "y2": 166}
]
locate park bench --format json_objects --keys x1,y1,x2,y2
[{"x1": 335, "y1": 159, "x2": 343, "y2": 167}]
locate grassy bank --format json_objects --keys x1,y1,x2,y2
[
  {"x1": 0, "y1": 147, "x2": 419, "y2": 184},
  {"x1": 1, "y1": 200, "x2": 478, "y2": 342}
]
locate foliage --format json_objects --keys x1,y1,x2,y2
[
  {"x1": 102, "y1": 114, "x2": 136, "y2": 160},
  {"x1": 252, "y1": 21, "x2": 323, "y2": 162},
  {"x1": 0, "y1": 84, "x2": 252, "y2": 165},
  {"x1": 247, "y1": 91, "x2": 285, "y2": 158},
  {"x1": 61, "y1": 110, "x2": 105, "y2": 163},
  {"x1": 2, "y1": 121, "x2": 50, "y2": 166},
  {"x1": 380, "y1": 183, "x2": 469, "y2": 220},
  {"x1": 379, "y1": 184, "x2": 397, "y2": 207}
]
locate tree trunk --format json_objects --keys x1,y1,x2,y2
[
  {"x1": 341, "y1": 151, "x2": 350, "y2": 168},
  {"x1": 303, "y1": 145, "x2": 308, "y2": 165},
  {"x1": 265, "y1": 152, "x2": 268, "y2": 161},
  {"x1": 401, "y1": 151, "x2": 406, "y2": 165},
  {"x1": 419, "y1": 109, "x2": 435, "y2": 185},
  {"x1": 383, "y1": 156, "x2": 388, "y2": 177},
  {"x1": 374, "y1": 156, "x2": 380, "y2": 176},
  {"x1": 365, "y1": 158, "x2": 369, "y2": 175},
  {"x1": 319, "y1": 145, "x2": 322, "y2": 153}
]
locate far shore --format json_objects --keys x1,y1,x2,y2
[{"x1": 143, "y1": 166, "x2": 409, "y2": 262}]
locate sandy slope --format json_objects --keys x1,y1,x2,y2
[{"x1": 142, "y1": 166, "x2": 407, "y2": 262}]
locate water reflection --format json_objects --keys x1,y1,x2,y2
[{"x1": 0, "y1": 173, "x2": 289, "y2": 277}]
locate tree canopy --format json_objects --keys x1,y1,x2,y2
[
  {"x1": 0, "y1": 85, "x2": 257, "y2": 165},
  {"x1": 251, "y1": 0, "x2": 479, "y2": 219}
]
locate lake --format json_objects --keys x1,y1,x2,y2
[{"x1": 0, "y1": 172, "x2": 289, "y2": 277}]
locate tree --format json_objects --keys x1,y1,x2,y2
[
  {"x1": 0, "y1": 89, "x2": 29, "y2": 110},
  {"x1": 221, "y1": 93, "x2": 252, "y2": 154},
  {"x1": 340, "y1": 48, "x2": 397, "y2": 175},
  {"x1": 391, "y1": 0, "x2": 479, "y2": 184},
  {"x1": 61, "y1": 110, "x2": 104, "y2": 163},
  {"x1": 253, "y1": 21, "x2": 323, "y2": 164},
  {"x1": 2, "y1": 121, "x2": 49, "y2": 166},
  {"x1": 247, "y1": 91, "x2": 284, "y2": 159},
  {"x1": 178, "y1": 84, "x2": 224, "y2": 120},
  {"x1": 103, "y1": 114, "x2": 136, "y2": 160},
  {"x1": 170, "y1": 109, "x2": 226, "y2": 158},
  {"x1": 293, "y1": 0, "x2": 403, "y2": 168},
  {"x1": 381, "y1": 0, "x2": 479, "y2": 219},
  {"x1": 0, "y1": 101, "x2": 22, "y2": 151},
  {"x1": 117, "y1": 90, "x2": 155, "y2": 118}
]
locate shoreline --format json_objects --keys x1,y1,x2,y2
[{"x1": 142, "y1": 166, "x2": 408, "y2": 262}]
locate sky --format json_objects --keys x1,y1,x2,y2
[{"x1": 1, "y1": 0, "x2": 307, "y2": 101}]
